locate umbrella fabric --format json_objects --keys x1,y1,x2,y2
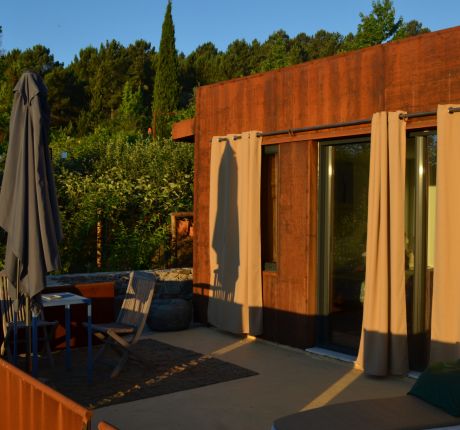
[{"x1": 0, "y1": 71, "x2": 62, "y2": 298}]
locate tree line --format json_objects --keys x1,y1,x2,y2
[
  {"x1": 0, "y1": 0, "x2": 429, "y2": 143},
  {"x1": 0, "y1": 0, "x2": 430, "y2": 272}
]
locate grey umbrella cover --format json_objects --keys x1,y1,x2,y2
[{"x1": 0, "y1": 72, "x2": 62, "y2": 298}]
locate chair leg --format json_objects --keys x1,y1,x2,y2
[
  {"x1": 129, "y1": 348, "x2": 150, "y2": 366},
  {"x1": 43, "y1": 333, "x2": 55, "y2": 367},
  {"x1": 94, "y1": 342, "x2": 109, "y2": 363},
  {"x1": 38, "y1": 325, "x2": 56, "y2": 367},
  {"x1": 6, "y1": 346, "x2": 12, "y2": 363},
  {"x1": 2, "y1": 332, "x2": 12, "y2": 362},
  {"x1": 110, "y1": 350, "x2": 130, "y2": 378}
]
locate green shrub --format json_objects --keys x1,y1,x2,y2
[{"x1": 51, "y1": 128, "x2": 193, "y2": 272}]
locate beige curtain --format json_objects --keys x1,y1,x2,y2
[
  {"x1": 208, "y1": 131, "x2": 263, "y2": 335},
  {"x1": 356, "y1": 111, "x2": 409, "y2": 376},
  {"x1": 430, "y1": 104, "x2": 460, "y2": 363}
]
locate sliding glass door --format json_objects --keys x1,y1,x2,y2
[
  {"x1": 405, "y1": 131, "x2": 437, "y2": 370},
  {"x1": 318, "y1": 132, "x2": 436, "y2": 366},
  {"x1": 318, "y1": 139, "x2": 370, "y2": 353}
]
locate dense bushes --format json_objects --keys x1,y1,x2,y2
[{"x1": 51, "y1": 129, "x2": 193, "y2": 273}]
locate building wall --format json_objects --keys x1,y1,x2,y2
[{"x1": 192, "y1": 27, "x2": 460, "y2": 348}]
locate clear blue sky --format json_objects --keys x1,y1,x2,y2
[{"x1": 1, "y1": 0, "x2": 459, "y2": 65}]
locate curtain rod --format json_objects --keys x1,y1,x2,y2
[{"x1": 216, "y1": 107, "x2": 459, "y2": 142}]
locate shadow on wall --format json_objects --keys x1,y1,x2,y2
[
  {"x1": 192, "y1": 286, "x2": 317, "y2": 349},
  {"x1": 211, "y1": 142, "x2": 239, "y2": 303}
]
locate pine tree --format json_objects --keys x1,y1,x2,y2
[
  {"x1": 153, "y1": 0, "x2": 181, "y2": 140},
  {"x1": 118, "y1": 81, "x2": 144, "y2": 131}
]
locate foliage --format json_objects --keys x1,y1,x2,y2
[
  {"x1": 258, "y1": 30, "x2": 292, "y2": 72},
  {"x1": 153, "y1": 0, "x2": 181, "y2": 140},
  {"x1": 88, "y1": 40, "x2": 131, "y2": 125},
  {"x1": 304, "y1": 30, "x2": 344, "y2": 60},
  {"x1": 125, "y1": 39, "x2": 155, "y2": 123},
  {"x1": 221, "y1": 39, "x2": 256, "y2": 78},
  {"x1": 0, "y1": 45, "x2": 60, "y2": 143},
  {"x1": 51, "y1": 129, "x2": 193, "y2": 272},
  {"x1": 116, "y1": 81, "x2": 145, "y2": 132},
  {"x1": 0, "y1": 1, "x2": 430, "y2": 141},
  {"x1": 45, "y1": 66, "x2": 85, "y2": 129},
  {"x1": 0, "y1": 60, "x2": 9, "y2": 144},
  {"x1": 185, "y1": 42, "x2": 222, "y2": 85},
  {"x1": 343, "y1": 0, "x2": 429, "y2": 51},
  {"x1": 0, "y1": 2, "x2": 432, "y2": 273},
  {"x1": 181, "y1": 42, "x2": 223, "y2": 100},
  {"x1": 332, "y1": 145, "x2": 370, "y2": 271},
  {"x1": 393, "y1": 20, "x2": 430, "y2": 41},
  {"x1": 345, "y1": 0, "x2": 401, "y2": 50}
]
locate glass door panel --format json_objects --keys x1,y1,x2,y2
[
  {"x1": 319, "y1": 133, "x2": 436, "y2": 364},
  {"x1": 405, "y1": 132, "x2": 437, "y2": 370},
  {"x1": 319, "y1": 140, "x2": 370, "y2": 353}
]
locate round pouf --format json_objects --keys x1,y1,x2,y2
[{"x1": 147, "y1": 298, "x2": 193, "y2": 331}]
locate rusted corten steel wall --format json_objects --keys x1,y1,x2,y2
[{"x1": 192, "y1": 27, "x2": 460, "y2": 348}]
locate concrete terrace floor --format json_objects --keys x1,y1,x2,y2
[{"x1": 92, "y1": 326, "x2": 414, "y2": 430}]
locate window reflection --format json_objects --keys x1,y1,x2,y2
[
  {"x1": 405, "y1": 132, "x2": 436, "y2": 370},
  {"x1": 261, "y1": 145, "x2": 279, "y2": 271}
]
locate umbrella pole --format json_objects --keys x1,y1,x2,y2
[
  {"x1": 13, "y1": 261, "x2": 19, "y2": 365},
  {"x1": 15, "y1": 258, "x2": 32, "y2": 372},
  {"x1": 25, "y1": 295, "x2": 32, "y2": 373},
  {"x1": 15, "y1": 258, "x2": 33, "y2": 373}
]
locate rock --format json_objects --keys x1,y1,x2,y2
[{"x1": 147, "y1": 298, "x2": 193, "y2": 331}]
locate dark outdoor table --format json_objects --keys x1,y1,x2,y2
[
  {"x1": 43, "y1": 280, "x2": 115, "y2": 349},
  {"x1": 33, "y1": 292, "x2": 93, "y2": 383}
]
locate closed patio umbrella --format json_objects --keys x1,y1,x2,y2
[{"x1": 0, "y1": 71, "x2": 62, "y2": 367}]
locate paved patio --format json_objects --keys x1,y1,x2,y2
[{"x1": 92, "y1": 325, "x2": 414, "y2": 430}]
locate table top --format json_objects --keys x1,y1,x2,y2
[{"x1": 41, "y1": 292, "x2": 91, "y2": 307}]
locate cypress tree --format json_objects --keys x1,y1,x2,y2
[{"x1": 153, "y1": 0, "x2": 181, "y2": 139}]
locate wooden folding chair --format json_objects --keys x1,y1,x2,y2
[
  {"x1": 86, "y1": 271, "x2": 155, "y2": 378},
  {"x1": 0, "y1": 271, "x2": 57, "y2": 365}
]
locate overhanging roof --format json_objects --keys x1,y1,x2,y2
[{"x1": 172, "y1": 118, "x2": 195, "y2": 142}]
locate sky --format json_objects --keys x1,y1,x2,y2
[{"x1": 1, "y1": 0, "x2": 459, "y2": 66}]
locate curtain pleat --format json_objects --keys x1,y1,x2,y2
[
  {"x1": 208, "y1": 131, "x2": 263, "y2": 335},
  {"x1": 430, "y1": 104, "x2": 460, "y2": 363},
  {"x1": 356, "y1": 111, "x2": 409, "y2": 376}
]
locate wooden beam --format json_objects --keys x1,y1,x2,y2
[{"x1": 172, "y1": 118, "x2": 195, "y2": 142}]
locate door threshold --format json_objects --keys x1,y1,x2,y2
[
  {"x1": 305, "y1": 346, "x2": 357, "y2": 364},
  {"x1": 407, "y1": 371, "x2": 420, "y2": 380},
  {"x1": 306, "y1": 347, "x2": 421, "y2": 379}
]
